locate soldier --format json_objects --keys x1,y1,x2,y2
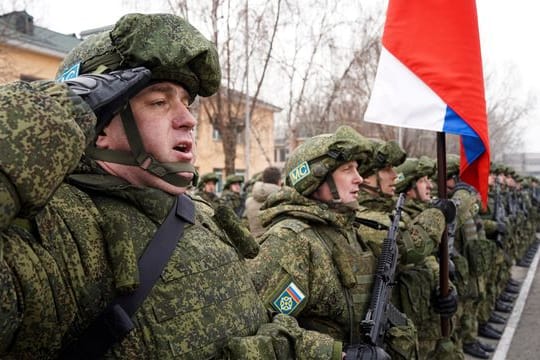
[
  {"x1": 0, "y1": 13, "x2": 338, "y2": 359},
  {"x1": 219, "y1": 174, "x2": 245, "y2": 217},
  {"x1": 194, "y1": 172, "x2": 220, "y2": 207},
  {"x1": 358, "y1": 148, "x2": 459, "y2": 360},
  {"x1": 244, "y1": 166, "x2": 282, "y2": 237},
  {"x1": 248, "y1": 126, "x2": 419, "y2": 359},
  {"x1": 445, "y1": 154, "x2": 501, "y2": 359}
]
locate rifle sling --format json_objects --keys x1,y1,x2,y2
[{"x1": 60, "y1": 194, "x2": 195, "y2": 359}]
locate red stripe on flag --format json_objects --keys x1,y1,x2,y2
[{"x1": 381, "y1": 0, "x2": 490, "y2": 206}]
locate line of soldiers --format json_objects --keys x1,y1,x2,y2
[{"x1": 193, "y1": 128, "x2": 540, "y2": 360}]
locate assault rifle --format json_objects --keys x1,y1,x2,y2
[{"x1": 346, "y1": 194, "x2": 407, "y2": 360}]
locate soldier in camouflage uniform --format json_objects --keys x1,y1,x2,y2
[
  {"x1": 357, "y1": 144, "x2": 459, "y2": 360},
  {"x1": 445, "y1": 155, "x2": 500, "y2": 359},
  {"x1": 0, "y1": 13, "x2": 339, "y2": 359},
  {"x1": 194, "y1": 172, "x2": 220, "y2": 208},
  {"x1": 393, "y1": 156, "x2": 463, "y2": 360},
  {"x1": 219, "y1": 174, "x2": 245, "y2": 217},
  {"x1": 248, "y1": 126, "x2": 419, "y2": 359}
]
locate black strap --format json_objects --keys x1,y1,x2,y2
[{"x1": 60, "y1": 194, "x2": 195, "y2": 359}]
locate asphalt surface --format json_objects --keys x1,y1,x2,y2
[{"x1": 463, "y1": 234, "x2": 540, "y2": 360}]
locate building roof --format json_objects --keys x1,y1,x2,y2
[{"x1": 0, "y1": 11, "x2": 81, "y2": 57}]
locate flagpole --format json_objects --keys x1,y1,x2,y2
[{"x1": 436, "y1": 131, "x2": 450, "y2": 337}]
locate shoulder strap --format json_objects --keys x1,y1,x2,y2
[{"x1": 60, "y1": 194, "x2": 195, "y2": 359}]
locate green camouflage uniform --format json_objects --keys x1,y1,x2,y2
[
  {"x1": 358, "y1": 155, "x2": 459, "y2": 360},
  {"x1": 249, "y1": 126, "x2": 418, "y2": 359},
  {"x1": 0, "y1": 13, "x2": 337, "y2": 360},
  {"x1": 194, "y1": 172, "x2": 220, "y2": 208},
  {"x1": 219, "y1": 175, "x2": 245, "y2": 217}
]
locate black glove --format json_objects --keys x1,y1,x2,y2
[
  {"x1": 432, "y1": 286, "x2": 458, "y2": 318},
  {"x1": 431, "y1": 199, "x2": 457, "y2": 223},
  {"x1": 63, "y1": 67, "x2": 152, "y2": 129},
  {"x1": 345, "y1": 343, "x2": 391, "y2": 360},
  {"x1": 496, "y1": 222, "x2": 507, "y2": 234}
]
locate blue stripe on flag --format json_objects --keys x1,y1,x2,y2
[{"x1": 442, "y1": 106, "x2": 485, "y2": 165}]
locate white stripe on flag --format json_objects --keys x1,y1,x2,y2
[
  {"x1": 289, "y1": 282, "x2": 305, "y2": 300},
  {"x1": 364, "y1": 47, "x2": 447, "y2": 132}
]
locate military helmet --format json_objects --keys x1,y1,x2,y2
[
  {"x1": 57, "y1": 13, "x2": 220, "y2": 103},
  {"x1": 224, "y1": 175, "x2": 244, "y2": 189},
  {"x1": 284, "y1": 125, "x2": 371, "y2": 196},
  {"x1": 395, "y1": 156, "x2": 435, "y2": 193},
  {"x1": 197, "y1": 172, "x2": 220, "y2": 189},
  {"x1": 358, "y1": 139, "x2": 406, "y2": 177},
  {"x1": 446, "y1": 154, "x2": 460, "y2": 178}
]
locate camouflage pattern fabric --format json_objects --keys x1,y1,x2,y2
[
  {"x1": 249, "y1": 186, "x2": 418, "y2": 359},
  {"x1": 57, "y1": 13, "x2": 221, "y2": 101},
  {"x1": 0, "y1": 80, "x2": 340, "y2": 359},
  {"x1": 219, "y1": 189, "x2": 244, "y2": 216},
  {"x1": 193, "y1": 189, "x2": 220, "y2": 208}
]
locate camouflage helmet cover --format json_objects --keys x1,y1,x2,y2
[
  {"x1": 446, "y1": 154, "x2": 460, "y2": 178},
  {"x1": 395, "y1": 156, "x2": 435, "y2": 193},
  {"x1": 224, "y1": 175, "x2": 244, "y2": 189},
  {"x1": 197, "y1": 172, "x2": 220, "y2": 189},
  {"x1": 358, "y1": 139, "x2": 407, "y2": 176},
  {"x1": 57, "y1": 13, "x2": 221, "y2": 101},
  {"x1": 284, "y1": 125, "x2": 371, "y2": 196}
]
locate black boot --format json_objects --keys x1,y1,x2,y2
[
  {"x1": 495, "y1": 299, "x2": 513, "y2": 313},
  {"x1": 477, "y1": 340, "x2": 496, "y2": 353},
  {"x1": 479, "y1": 323, "x2": 502, "y2": 340},
  {"x1": 499, "y1": 292, "x2": 517, "y2": 303},
  {"x1": 489, "y1": 312, "x2": 507, "y2": 324},
  {"x1": 463, "y1": 342, "x2": 489, "y2": 359},
  {"x1": 505, "y1": 283, "x2": 521, "y2": 294}
]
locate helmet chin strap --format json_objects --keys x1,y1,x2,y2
[
  {"x1": 86, "y1": 103, "x2": 197, "y2": 187},
  {"x1": 323, "y1": 174, "x2": 359, "y2": 211}
]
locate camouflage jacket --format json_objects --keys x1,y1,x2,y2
[
  {"x1": 0, "y1": 81, "x2": 336, "y2": 359},
  {"x1": 250, "y1": 187, "x2": 376, "y2": 346},
  {"x1": 218, "y1": 189, "x2": 244, "y2": 216},
  {"x1": 357, "y1": 192, "x2": 445, "y2": 266},
  {"x1": 249, "y1": 187, "x2": 418, "y2": 359}
]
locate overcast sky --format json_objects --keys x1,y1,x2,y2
[{"x1": 6, "y1": 0, "x2": 540, "y2": 152}]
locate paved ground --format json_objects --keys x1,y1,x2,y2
[{"x1": 462, "y1": 234, "x2": 540, "y2": 360}]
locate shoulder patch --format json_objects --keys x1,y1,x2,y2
[{"x1": 271, "y1": 281, "x2": 306, "y2": 315}]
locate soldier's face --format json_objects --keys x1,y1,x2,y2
[
  {"x1": 204, "y1": 181, "x2": 217, "y2": 193},
  {"x1": 414, "y1": 175, "x2": 432, "y2": 202},
  {"x1": 377, "y1": 166, "x2": 397, "y2": 196},
  {"x1": 230, "y1": 183, "x2": 242, "y2": 193},
  {"x1": 312, "y1": 160, "x2": 363, "y2": 203},
  {"x1": 95, "y1": 81, "x2": 196, "y2": 195}
]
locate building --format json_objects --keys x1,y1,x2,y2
[
  {"x1": 0, "y1": 11, "x2": 280, "y2": 187},
  {"x1": 0, "y1": 11, "x2": 81, "y2": 81}
]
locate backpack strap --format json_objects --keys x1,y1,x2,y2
[{"x1": 60, "y1": 194, "x2": 195, "y2": 359}]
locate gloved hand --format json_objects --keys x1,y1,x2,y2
[
  {"x1": 432, "y1": 286, "x2": 458, "y2": 318},
  {"x1": 431, "y1": 199, "x2": 457, "y2": 224},
  {"x1": 345, "y1": 343, "x2": 391, "y2": 360},
  {"x1": 63, "y1": 67, "x2": 152, "y2": 130},
  {"x1": 496, "y1": 221, "x2": 507, "y2": 234}
]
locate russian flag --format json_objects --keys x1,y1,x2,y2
[{"x1": 364, "y1": 0, "x2": 490, "y2": 205}]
